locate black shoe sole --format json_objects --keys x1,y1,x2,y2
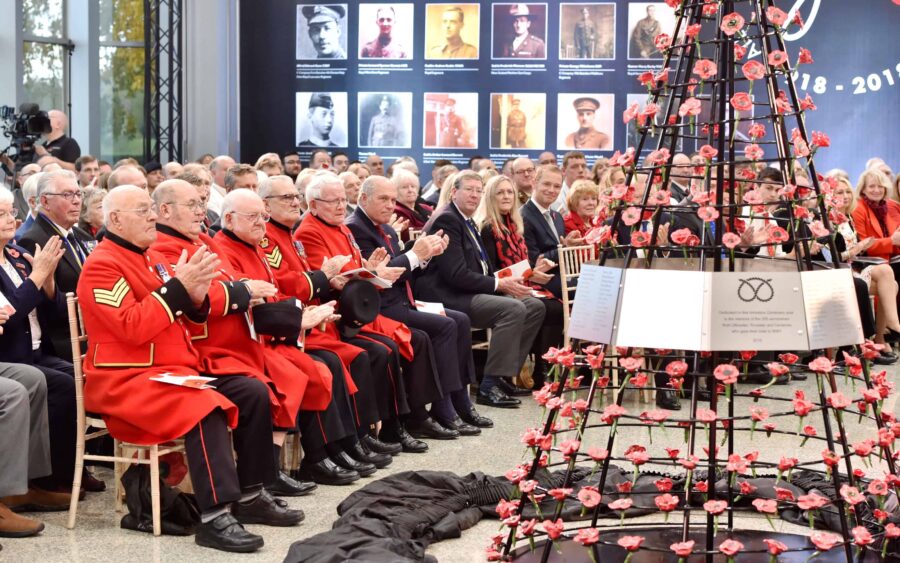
[
  {"x1": 268, "y1": 483, "x2": 317, "y2": 497},
  {"x1": 195, "y1": 534, "x2": 264, "y2": 553},
  {"x1": 0, "y1": 523, "x2": 44, "y2": 538},
  {"x1": 475, "y1": 398, "x2": 520, "y2": 409}
]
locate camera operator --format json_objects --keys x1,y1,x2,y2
[{"x1": 31, "y1": 110, "x2": 80, "y2": 172}]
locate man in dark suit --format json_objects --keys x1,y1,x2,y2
[
  {"x1": 346, "y1": 176, "x2": 492, "y2": 433},
  {"x1": 17, "y1": 170, "x2": 95, "y2": 361},
  {"x1": 521, "y1": 165, "x2": 584, "y2": 298},
  {"x1": 418, "y1": 171, "x2": 545, "y2": 408}
]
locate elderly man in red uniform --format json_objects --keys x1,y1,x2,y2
[
  {"x1": 258, "y1": 176, "x2": 405, "y2": 464},
  {"x1": 296, "y1": 172, "x2": 454, "y2": 450},
  {"x1": 214, "y1": 188, "x2": 390, "y2": 484},
  {"x1": 150, "y1": 179, "x2": 327, "y2": 495},
  {"x1": 77, "y1": 186, "x2": 302, "y2": 554}
]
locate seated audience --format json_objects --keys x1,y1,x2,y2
[
  {"x1": 391, "y1": 169, "x2": 433, "y2": 242},
  {"x1": 419, "y1": 171, "x2": 545, "y2": 408},
  {"x1": 77, "y1": 185, "x2": 302, "y2": 553}
]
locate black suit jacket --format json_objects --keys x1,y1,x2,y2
[
  {"x1": 17, "y1": 213, "x2": 94, "y2": 359},
  {"x1": 0, "y1": 244, "x2": 67, "y2": 364},
  {"x1": 345, "y1": 207, "x2": 414, "y2": 310},
  {"x1": 521, "y1": 200, "x2": 565, "y2": 298},
  {"x1": 417, "y1": 204, "x2": 496, "y2": 314}
]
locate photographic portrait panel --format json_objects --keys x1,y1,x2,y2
[
  {"x1": 557, "y1": 93, "x2": 615, "y2": 151},
  {"x1": 296, "y1": 91, "x2": 348, "y2": 148},
  {"x1": 559, "y1": 3, "x2": 616, "y2": 60},
  {"x1": 627, "y1": 2, "x2": 676, "y2": 60},
  {"x1": 424, "y1": 4, "x2": 481, "y2": 60},
  {"x1": 491, "y1": 3, "x2": 548, "y2": 60},
  {"x1": 489, "y1": 93, "x2": 546, "y2": 150},
  {"x1": 423, "y1": 92, "x2": 478, "y2": 148},
  {"x1": 296, "y1": 4, "x2": 349, "y2": 60},
  {"x1": 358, "y1": 92, "x2": 413, "y2": 148},
  {"x1": 358, "y1": 4, "x2": 415, "y2": 59}
]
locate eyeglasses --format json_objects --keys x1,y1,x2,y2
[
  {"x1": 231, "y1": 211, "x2": 270, "y2": 223},
  {"x1": 265, "y1": 194, "x2": 301, "y2": 203},
  {"x1": 0, "y1": 208, "x2": 19, "y2": 220},
  {"x1": 314, "y1": 197, "x2": 349, "y2": 207},
  {"x1": 116, "y1": 205, "x2": 157, "y2": 217},
  {"x1": 165, "y1": 201, "x2": 205, "y2": 213},
  {"x1": 44, "y1": 191, "x2": 82, "y2": 201}
]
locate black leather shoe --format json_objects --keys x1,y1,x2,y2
[
  {"x1": 406, "y1": 417, "x2": 460, "y2": 440},
  {"x1": 459, "y1": 406, "x2": 493, "y2": 428},
  {"x1": 331, "y1": 451, "x2": 377, "y2": 477},
  {"x1": 347, "y1": 441, "x2": 392, "y2": 469},
  {"x1": 195, "y1": 512, "x2": 264, "y2": 553},
  {"x1": 267, "y1": 471, "x2": 317, "y2": 497},
  {"x1": 437, "y1": 416, "x2": 481, "y2": 436},
  {"x1": 362, "y1": 434, "x2": 402, "y2": 456},
  {"x1": 874, "y1": 351, "x2": 898, "y2": 365},
  {"x1": 656, "y1": 389, "x2": 681, "y2": 410},
  {"x1": 296, "y1": 458, "x2": 360, "y2": 486},
  {"x1": 381, "y1": 427, "x2": 429, "y2": 453},
  {"x1": 82, "y1": 469, "x2": 106, "y2": 493},
  {"x1": 496, "y1": 379, "x2": 533, "y2": 397},
  {"x1": 232, "y1": 489, "x2": 303, "y2": 527},
  {"x1": 476, "y1": 386, "x2": 521, "y2": 409}
]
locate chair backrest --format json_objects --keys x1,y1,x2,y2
[
  {"x1": 558, "y1": 244, "x2": 597, "y2": 346},
  {"x1": 66, "y1": 293, "x2": 90, "y2": 425}
]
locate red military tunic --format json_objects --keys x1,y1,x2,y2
[
  {"x1": 294, "y1": 213, "x2": 413, "y2": 360},
  {"x1": 76, "y1": 232, "x2": 238, "y2": 445},
  {"x1": 263, "y1": 220, "x2": 369, "y2": 371},
  {"x1": 151, "y1": 225, "x2": 311, "y2": 427},
  {"x1": 212, "y1": 229, "x2": 335, "y2": 409}
]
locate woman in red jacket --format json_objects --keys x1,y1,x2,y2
[{"x1": 852, "y1": 169, "x2": 900, "y2": 261}]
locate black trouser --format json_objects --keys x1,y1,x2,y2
[
  {"x1": 184, "y1": 375, "x2": 275, "y2": 512},
  {"x1": 345, "y1": 331, "x2": 409, "y2": 420},
  {"x1": 29, "y1": 352, "x2": 76, "y2": 490},
  {"x1": 299, "y1": 350, "x2": 357, "y2": 460}
]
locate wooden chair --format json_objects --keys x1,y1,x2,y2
[
  {"x1": 66, "y1": 293, "x2": 185, "y2": 536},
  {"x1": 558, "y1": 244, "x2": 597, "y2": 348}
]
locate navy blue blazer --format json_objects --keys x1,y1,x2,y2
[
  {"x1": 345, "y1": 207, "x2": 414, "y2": 310},
  {"x1": 521, "y1": 200, "x2": 565, "y2": 298},
  {"x1": 0, "y1": 243, "x2": 66, "y2": 363},
  {"x1": 417, "y1": 204, "x2": 496, "y2": 315}
]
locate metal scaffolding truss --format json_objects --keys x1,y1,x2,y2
[{"x1": 143, "y1": 0, "x2": 183, "y2": 164}]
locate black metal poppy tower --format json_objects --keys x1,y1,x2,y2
[{"x1": 497, "y1": 1, "x2": 898, "y2": 562}]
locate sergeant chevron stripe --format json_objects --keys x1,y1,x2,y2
[
  {"x1": 266, "y1": 247, "x2": 283, "y2": 269},
  {"x1": 93, "y1": 278, "x2": 130, "y2": 307}
]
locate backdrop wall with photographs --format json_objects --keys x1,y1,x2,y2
[{"x1": 241, "y1": 1, "x2": 900, "y2": 177}]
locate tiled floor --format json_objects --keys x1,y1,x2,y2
[{"x1": 4, "y1": 359, "x2": 896, "y2": 562}]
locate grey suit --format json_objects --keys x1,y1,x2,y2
[{"x1": 0, "y1": 362, "x2": 50, "y2": 497}]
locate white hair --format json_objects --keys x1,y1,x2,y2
[
  {"x1": 102, "y1": 184, "x2": 144, "y2": 225},
  {"x1": 23, "y1": 172, "x2": 44, "y2": 211},
  {"x1": 36, "y1": 169, "x2": 77, "y2": 200},
  {"x1": 221, "y1": 188, "x2": 261, "y2": 218},
  {"x1": 258, "y1": 175, "x2": 294, "y2": 199},
  {"x1": 0, "y1": 186, "x2": 14, "y2": 206},
  {"x1": 305, "y1": 171, "x2": 342, "y2": 203}
]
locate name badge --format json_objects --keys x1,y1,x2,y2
[{"x1": 155, "y1": 263, "x2": 171, "y2": 282}]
